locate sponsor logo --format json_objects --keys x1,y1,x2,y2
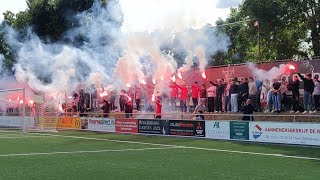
[
  {"x1": 252, "y1": 124, "x2": 263, "y2": 139},
  {"x1": 213, "y1": 122, "x2": 220, "y2": 128},
  {"x1": 170, "y1": 122, "x2": 194, "y2": 128}
]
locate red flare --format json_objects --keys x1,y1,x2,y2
[
  {"x1": 152, "y1": 79, "x2": 156, "y2": 84},
  {"x1": 160, "y1": 76, "x2": 164, "y2": 81},
  {"x1": 288, "y1": 64, "x2": 295, "y2": 70},
  {"x1": 20, "y1": 100, "x2": 23, "y2": 104},
  {"x1": 100, "y1": 92, "x2": 108, "y2": 97},
  {"x1": 177, "y1": 72, "x2": 182, "y2": 79},
  {"x1": 59, "y1": 105, "x2": 63, "y2": 112},
  {"x1": 152, "y1": 94, "x2": 155, "y2": 102},
  {"x1": 202, "y1": 72, "x2": 206, "y2": 79},
  {"x1": 140, "y1": 79, "x2": 147, "y2": 85},
  {"x1": 29, "y1": 100, "x2": 34, "y2": 105},
  {"x1": 126, "y1": 83, "x2": 131, "y2": 87},
  {"x1": 128, "y1": 97, "x2": 132, "y2": 102},
  {"x1": 171, "y1": 76, "x2": 176, "y2": 82}
]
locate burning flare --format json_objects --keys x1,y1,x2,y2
[
  {"x1": 152, "y1": 79, "x2": 156, "y2": 84},
  {"x1": 152, "y1": 93, "x2": 155, "y2": 102},
  {"x1": 288, "y1": 64, "x2": 295, "y2": 70},
  {"x1": 171, "y1": 76, "x2": 176, "y2": 82},
  {"x1": 100, "y1": 92, "x2": 108, "y2": 97},
  {"x1": 29, "y1": 100, "x2": 34, "y2": 105},
  {"x1": 20, "y1": 100, "x2": 23, "y2": 104},
  {"x1": 160, "y1": 76, "x2": 164, "y2": 81},
  {"x1": 126, "y1": 83, "x2": 131, "y2": 87},
  {"x1": 202, "y1": 72, "x2": 206, "y2": 79},
  {"x1": 177, "y1": 72, "x2": 182, "y2": 79},
  {"x1": 140, "y1": 79, "x2": 147, "y2": 85}
]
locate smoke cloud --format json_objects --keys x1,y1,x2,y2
[
  {"x1": 1, "y1": 0, "x2": 231, "y2": 110},
  {"x1": 247, "y1": 63, "x2": 291, "y2": 81}
]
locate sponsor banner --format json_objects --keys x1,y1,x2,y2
[
  {"x1": 138, "y1": 119, "x2": 169, "y2": 135},
  {"x1": 250, "y1": 122, "x2": 320, "y2": 146},
  {"x1": 35, "y1": 117, "x2": 58, "y2": 128},
  {"x1": 169, "y1": 120, "x2": 205, "y2": 137},
  {"x1": 205, "y1": 121, "x2": 230, "y2": 140},
  {"x1": 85, "y1": 118, "x2": 115, "y2": 132},
  {"x1": 115, "y1": 119, "x2": 138, "y2": 133},
  {"x1": 230, "y1": 121, "x2": 249, "y2": 140},
  {"x1": 57, "y1": 117, "x2": 81, "y2": 129},
  {"x1": 0, "y1": 116, "x2": 35, "y2": 127}
]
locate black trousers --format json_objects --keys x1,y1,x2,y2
[{"x1": 207, "y1": 97, "x2": 215, "y2": 112}]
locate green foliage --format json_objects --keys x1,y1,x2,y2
[{"x1": 212, "y1": 0, "x2": 319, "y2": 66}]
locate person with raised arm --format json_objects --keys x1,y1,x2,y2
[{"x1": 297, "y1": 73, "x2": 314, "y2": 114}]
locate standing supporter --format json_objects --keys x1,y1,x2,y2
[
  {"x1": 271, "y1": 79, "x2": 281, "y2": 113},
  {"x1": 216, "y1": 80, "x2": 225, "y2": 113},
  {"x1": 169, "y1": 82, "x2": 179, "y2": 110},
  {"x1": 119, "y1": 90, "x2": 127, "y2": 112},
  {"x1": 261, "y1": 79, "x2": 271, "y2": 113},
  {"x1": 187, "y1": 86, "x2": 192, "y2": 113},
  {"x1": 288, "y1": 75, "x2": 300, "y2": 113},
  {"x1": 224, "y1": 79, "x2": 231, "y2": 112},
  {"x1": 134, "y1": 85, "x2": 142, "y2": 111},
  {"x1": 230, "y1": 78, "x2": 239, "y2": 112},
  {"x1": 176, "y1": 83, "x2": 188, "y2": 113},
  {"x1": 280, "y1": 78, "x2": 289, "y2": 111},
  {"x1": 239, "y1": 78, "x2": 249, "y2": 111},
  {"x1": 191, "y1": 82, "x2": 200, "y2": 110},
  {"x1": 109, "y1": 90, "x2": 117, "y2": 111},
  {"x1": 102, "y1": 99, "x2": 110, "y2": 118},
  {"x1": 141, "y1": 84, "x2": 154, "y2": 112},
  {"x1": 248, "y1": 77, "x2": 257, "y2": 111},
  {"x1": 312, "y1": 74, "x2": 320, "y2": 113},
  {"x1": 207, "y1": 81, "x2": 216, "y2": 112},
  {"x1": 297, "y1": 73, "x2": 314, "y2": 114},
  {"x1": 199, "y1": 84, "x2": 207, "y2": 105},
  {"x1": 255, "y1": 80, "x2": 263, "y2": 112},
  {"x1": 124, "y1": 100, "x2": 133, "y2": 118},
  {"x1": 155, "y1": 99, "x2": 162, "y2": 119}
]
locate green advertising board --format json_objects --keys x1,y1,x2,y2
[{"x1": 230, "y1": 121, "x2": 249, "y2": 140}]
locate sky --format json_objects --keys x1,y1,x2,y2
[{"x1": 0, "y1": 0, "x2": 242, "y2": 32}]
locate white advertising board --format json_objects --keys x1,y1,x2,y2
[
  {"x1": 249, "y1": 122, "x2": 320, "y2": 146},
  {"x1": 0, "y1": 116, "x2": 35, "y2": 127},
  {"x1": 205, "y1": 121, "x2": 230, "y2": 140},
  {"x1": 87, "y1": 118, "x2": 115, "y2": 132}
]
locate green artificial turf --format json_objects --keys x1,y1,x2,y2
[{"x1": 0, "y1": 130, "x2": 319, "y2": 180}]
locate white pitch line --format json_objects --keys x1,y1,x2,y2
[
  {"x1": 3, "y1": 131, "x2": 319, "y2": 161},
  {"x1": 0, "y1": 147, "x2": 177, "y2": 157},
  {"x1": 31, "y1": 133, "x2": 320, "y2": 161},
  {"x1": 0, "y1": 136, "x2": 54, "y2": 139}
]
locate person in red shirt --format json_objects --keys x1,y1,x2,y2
[
  {"x1": 155, "y1": 99, "x2": 162, "y2": 119},
  {"x1": 169, "y1": 82, "x2": 179, "y2": 110},
  {"x1": 192, "y1": 82, "x2": 200, "y2": 110},
  {"x1": 176, "y1": 83, "x2": 189, "y2": 113}
]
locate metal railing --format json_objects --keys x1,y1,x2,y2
[{"x1": 62, "y1": 111, "x2": 320, "y2": 123}]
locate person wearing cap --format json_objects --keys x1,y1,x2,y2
[
  {"x1": 312, "y1": 74, "x2": 320, "y2": 113},
  {"x1": 297, "y1": 73, "x2": 315, "y2": 114}
]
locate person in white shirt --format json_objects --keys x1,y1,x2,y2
[{"x1": 206, "y1": 81, "x2": 216, "y2": 112}]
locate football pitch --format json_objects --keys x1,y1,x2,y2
[{"x1": 0, "y1": 130, "x2": 319, "y2": 180}]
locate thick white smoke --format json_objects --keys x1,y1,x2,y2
[
  {"x1": 1, "y1": 0, "x2": 231, "y2": 109},
  {"x1": 247, "y1": 63, "x2": 290, "y2": 81}
]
